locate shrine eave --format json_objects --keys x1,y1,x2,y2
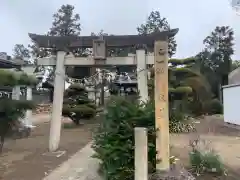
[
  {"x1": 0, "y1": 59, "x2": 21, "y2": 69},
  {"x1": 28, "y1": 28, "x2": 179, "y2": 49}
]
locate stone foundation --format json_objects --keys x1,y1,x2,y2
[{"x1": 149, "y1": 165, "x2": 195, "y2": 180}]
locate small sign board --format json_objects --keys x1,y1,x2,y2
[{"x1": 93, "y1": 40, "x2": 106, "y2": 60}]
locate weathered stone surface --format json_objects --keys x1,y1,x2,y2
[{"x1": 149, "y1": 166, "x2": 195, "y2": 180}]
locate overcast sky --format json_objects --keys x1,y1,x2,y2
[{"x1": 0, "y1": 0, "x2": 240, "y2": 59}]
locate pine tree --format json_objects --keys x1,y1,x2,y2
[
  {"x1": 49, "y1": 4, "x2": 81, "y2": 36},
  {"x1": 202, "y1": 26, "x2": 234, "y2": 99},
  {"x1": 148, "y1": 58, "x2": 211, "y2": 130},
  {"x1": 29, "y1": 4, "x2": 83, "y2": 67},
  {"x1": 137, "y1": 11, "x2": 177, "y2": 57},
  {"x1": 62, "y1": 83, "x2": 96, "y2": 125},
  {"x1": 0, "y1": 70, "x2": 36, "y2": 152},
  {"x1": 13, "y1": 44, "x2": 31, "y2": 63}
]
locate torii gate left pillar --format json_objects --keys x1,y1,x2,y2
[{"x1": 49, "y1": 51, "x2": 66, "y2": 152}]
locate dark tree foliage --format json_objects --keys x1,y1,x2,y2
[
  {"x1": 203, "y1": 26, "x2": 234, "y2": 86},
  {"x1": 149, "y1": 57, "x2": 214, "y2": 116},
  {"x1": 195, "y1": 51, "x2": 219, "y2": 98},
  {"x1": 92, "y1": 97, "x2": 156, "y2": 180},
  {"x1": 49, "y1": 4, "x2": 90, "y2": 57},
  {"x1": 49, "y1": 4, "x2": 81, "y2": 36},
  {"x1": 231, "y1": 60, "x2": 240, "y2": 71},
  {"x1": 196, "y1": 26, "x2": 234, "y2": 99},
  {"x1": 28, "y1": 4, "x2": 87, "y2": 88},
  {"x1": 137, "y1": 11, "x2": 177, "y2": 57},
  {"x1": 62, "y1": 83, "x2": 96, "y2": 125},
  {"x1": 13, "y1": 44, "x2": 30, "y2": 61},
  {"x1": 29, "y1": 4, "x2": 83, "y2": 62}
]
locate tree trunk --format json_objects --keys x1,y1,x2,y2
[
  {"x1": 73, "y1": 118, "x2": 80, "y2": 125},
  {"x1": 0, "y1": 135, "x2": 5, "y2": 153},
  {"x1": 50, "y1": 88, "x2": 54, "y2": 102}
]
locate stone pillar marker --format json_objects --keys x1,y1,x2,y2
[
  {"x1": 134, "y1": 127, "x2": 148, "y2": 180},
  {"x1": 154, "y1": 40, "x2": 170, "y2": 171},
  {"x1": 49, "y1": 51, "x2": 66, "y2": 152}
]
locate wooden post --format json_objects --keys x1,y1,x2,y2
[
  {"x1": 154, "y1": 40, "x2": 170, "y2": 171},
  {"x1": 134, "y1": 127, "x2": 148, "y2": 180}
]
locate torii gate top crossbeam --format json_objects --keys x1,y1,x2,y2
[{"x1": 28, "y1": 29, "x2": 178, "y2": 49}]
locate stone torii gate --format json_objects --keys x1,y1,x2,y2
[{"x1": 29, "y1": 29, "x2": 178, "y2": 171}]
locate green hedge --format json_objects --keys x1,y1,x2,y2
[
  {"x1": 92, "y1": 97, "x2": 156, "y2": 180},
  {"x1": 62, "y1": 104, "x2": 96, "y2": 124},
  {"x1": 62, "y1": 104, "x2": 96, "y2": 118},
  {"x1": 0, "y1": 68, "x2": 36, "y2": 153},
  {"x1": 203, "y1": 99, "x2": 223, "y2": 115},
  {"x1": 62, "y1": 83, "x2": 97, "y2": 125},
  {"x1": 92, "y1": 96, "x2": 196, "y2": 180},
  {"x1": 0, "y1": 69, "x2": 37, "y2": 87}
]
